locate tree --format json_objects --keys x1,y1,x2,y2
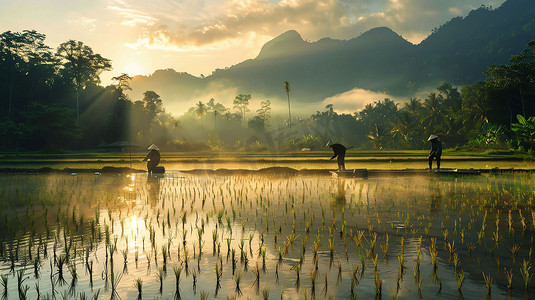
[
  {"x1": 142, "y1": 91, "x2": 163, "y2": 121},
  {"x1": 195, "y1": 101, "x2": 207, "y2": 120},
  {"x1": 486, "y1": 41, "x2": 535, "y2": 119},
  {"x1": 233, "y1": 94, "x2": 251, "y2": 125},
  {"x1": 356, "y1": 98, "x2": 398, "y2": 148},
  {"x1": 421, "y1": 92, "x2": 443, "y2": 134},
  {"x1": 206, "y1": 98, "x2": 227, "y2": 130},
  {"x1": 0, "y1": 30, "x2": 57, "y2": 121},
  {"x1": 403, "y1": 98, "x2": 422, "y2": 117},
  {"x1": 437, "y1": 83, "x2": 462, "y2": 111},
  {"x1": 256, "y1": 100, "x2": 271, "y2": 123},
  {"x1": 285, "y1": 81, "x2": 291, "y2": 128},
  {"x1": 56, "y1": 40, "x2": 112, "y2": 119},
  {"x1": 195, "y1": 101, "x2": 207, "y2": 140},
  {"x1": 391, "y1": 110, "x2": 418, "y2": 148},
  {"x1": 112, "y1": 73, "x2": 133, "y2": 100}
]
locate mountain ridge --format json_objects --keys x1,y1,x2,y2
[{"x1": 128, "y1": 0, "x2": 535, "y2": 112}]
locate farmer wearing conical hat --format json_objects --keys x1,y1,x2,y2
[
  {"x1": 427, "y1": 135, "x2": 442, "y2": 172},
  {"x1": 327, "y1": 141, "x2": 346, "y2": 171},
  {"x1": 143, "y1": 144, "x2": 161, "y2": 174}
]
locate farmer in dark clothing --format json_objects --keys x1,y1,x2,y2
[
  {"x1": 328, "y1": 142, "x2": 346, "y2": 171},
  {"x1": 427, "y1": 135, "x2": 442, "y2": 172},
  {"x1": 143, "y1": 144, "x2": 160, "y2": 174}
]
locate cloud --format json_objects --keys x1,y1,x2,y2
[
  {"x1": 322, "y1": 88, "x2": 397, "y2": 113},
  {"x1": 114, "y1": 0, "x2": 506, "y2": 53},
  {"x1": 354, "y1": 0, "x2": 506, "y2": 42},
  {"x1": 68, "y1": 17, "x2": 98, "y2": 32},
  {"x1": 107, "y1": 4, "x2": 158, "y2": 27}
]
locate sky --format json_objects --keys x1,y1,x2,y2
[{"x1": 1, "y1": 0, "x2": 506, "y2": 87}]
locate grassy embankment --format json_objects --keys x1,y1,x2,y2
[{"x1": 0, "y1": 149, "x2": 533, "y2": 171}]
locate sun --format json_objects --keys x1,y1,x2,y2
[{"x1": 123, "y1": 61, "x2": 144, "y2": 76}]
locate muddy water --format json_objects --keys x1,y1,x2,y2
[{"x1": 0, "y1": 172, "x2": 534, "y2": 299}]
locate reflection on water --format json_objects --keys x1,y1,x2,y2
[{"x1": 0, "y1": 172, "x2": 534, "y2": 299}]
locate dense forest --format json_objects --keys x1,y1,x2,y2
[{"x1": 0, "y1": 30, "x2": 534, "y2": 153}]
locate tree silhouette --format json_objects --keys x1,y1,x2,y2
[
  {"x1": 206, "y1": 98, "x2": 227, "y2": 130},
  {"x1": 257, "y1": 100, "x2": 271, "y2": 122},
  {"x1": 233, "y1": 94, "x2": 251, "y2": 125},
  {"x1": 56, "y1": 40, "x2": 111, "y2": 119},
  {"x1": 142, "y1": 91, "x2": 163, "y2": 121},
  {"x1": 195, "y1": 101, "x2": 207, "y2": 139},
  {"x1": 285, "y1": 81, "x2": 291, "y2": 128},
  {"x1": 0, "y1": 30, "x2": 56, "y2": 122},
  {"x1": 422, "y1": 92, "x2": 443, "y2": 134}
]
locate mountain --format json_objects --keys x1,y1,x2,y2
[{"x1": 129, "y1": 0, "x2": 535, "y2": 111}]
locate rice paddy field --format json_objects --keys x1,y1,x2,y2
[{"x1": 1, "y1": 153, "x2": 535, "y2": 299}]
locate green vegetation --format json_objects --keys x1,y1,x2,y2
[{"x1": 1, "y1": 29, "x2": 534, "y2": 153}]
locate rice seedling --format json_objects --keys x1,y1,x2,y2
[
  {"x1": 0, "y1": 274, "x2": 8, "y2": 299},
  {"x1": 69, "y1": 263, "x2": 78, "y2": 289},
  {"x1": 447, "y1": 240, "x2": 456, "y2": 257},
  {"x1": 520, "y1": 259, "x2": 533, "y2": 290},
  {"x1": 33, "y1": 256, "x2": 40, "y2": 278},
  {"x1": 242, "y1": 251, "x2": 248, "y2": 271},
  {"x1": 520, "y1": 209, "x2": 527, "y2": 233},
  {"x1": 152, "y1": 266, "x2": 163, "y2": 294},
  {"x1": 456, "y1": 269, "x2": 465, "y2": 291},
  {"x1": 374, "y1": 272, "x2": 382, "y2": 296},
  {"x1": 135, "y1": 278, "x2": 143, "y2": 300},
  {"x1": 111, "y1": 271, "x2": 124, "y2": 299},
  {"x1": 252, "y1": 262, "x2": 261, "y2": 289},
  {"x1": 482, "y1": 272, "x2": 492, "y2": 293},
  {"x1": 234, "y1": 272, "x2": 242, "y2": 295},
  {"x1": 231, "y1": 248, "x2": 237, "y2": 274},
  {"x1": 261, "y1": 287, "x2": 269, "y2": 300},
  {"x1": 261, "y1": 247, "x2": 266, "y2": 270},
  {"x1": 510, "y1": 243, "x2": 520, "y2": 262},
  {"x1": 466, "y1": 242, "x2": 476, "y2": 256},
  {"x1": 55, "y1": 254, "x2": 67, "y2": 285},
  {"x1": 430, "y1": 248, "x2": 438, "y2": 271},
  {"x1": 380, "y1": 233, "x2": 389, "y2": 258},
  {"x1": 504, "y1": 267, "x2": 513, "y2": 289},
  {"x1": 366, "y1": 232, "x2": 377, "y2": 258},
  {"x1": 162, "y1": 245, "x2": 168, "y2": 268},
  {"x1": 16, "y1": 269, "x2": 28, "y2": 300},
  {"x1": 173, "y1": 264, "x2": 182, "y2": 297}
]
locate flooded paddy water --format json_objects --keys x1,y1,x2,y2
[{"x1": 1, "y1": 170, "x2": 535, "y2": 299}]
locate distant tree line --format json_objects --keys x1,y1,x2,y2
[{"x1": 1, "y1": 30, "x2": 534, "y2": 152}]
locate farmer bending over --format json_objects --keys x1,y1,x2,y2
[
  {"x1": 143, "y1": 144, "x2": 161, "y2": 174},
  {"x1": 328, "y1": 142, "x2": 346, "y2": 171}
]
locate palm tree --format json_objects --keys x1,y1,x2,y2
[
  {"x1": 195, "y1": 101, "x2": 207, "y2": 139},
  {"x1": 422, "y1": 92, "x2": 443, "y2": 133},
  {"x1": 285, "y1": 81, "x2": 291, "y2": 129},
  {"x1": 404, "y1": 98, "x2": 422, "y2": 117},
  {"x1": 207, "y1": 98, "x2": 227, "y2": 131},
  {"x1": 391, "y1": 110, "x2": 417, "y2": 148}
]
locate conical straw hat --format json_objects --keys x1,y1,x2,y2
[
  {"x1": 147, "y1": 144, "x2": 159, "y2": 150},
  {"x1": 427, "y1": 134, "x2": 438, "y2": 141}
]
